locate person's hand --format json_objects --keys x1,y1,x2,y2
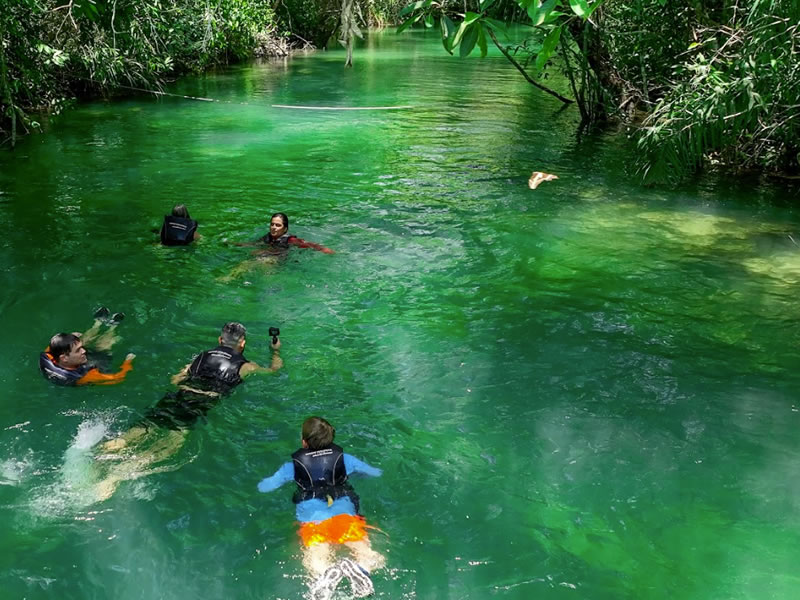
[
  {"x1": 270, "y1": 339, "x2": 281, "y2": 351},
  {"x1": 125, "y1": 353, "x2": 136, "y2": 361}
]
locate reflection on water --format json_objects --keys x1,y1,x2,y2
[{"x1": 1, "y1": 27, "x2": 800, "y2": 600}]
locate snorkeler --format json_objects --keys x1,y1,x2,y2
[
  {"x1": 258, "y1": 213, "x2": 334, "y2": 254},
  {"x1": 40, "y1": 307, "x2": 135, "y2": 386},
  {"x1": 235, "y1": 212, "x2": 334, "y2": 254},
  {"x1": 257, "y1": 416, "x2": 385, "y2": 600},
  {"x1": 159, "y1": 204, "x2": 200, "y2": 246},
  {"x1": 90, "y1": 322, "x2": 282, "y2": 502},
  {"x1": 223, "y1": 212, "x2": 333, "y2": 281},
  {"x1": 101, "y1": 322, "x2": 281, "y2": 449}
]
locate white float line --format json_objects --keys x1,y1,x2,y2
[
  {"x1": 272, "y1": 104, "x2": 413, "y2": 110},
  {"x1": 119, "y1": 86, "x2": 413, "y2": 110}
]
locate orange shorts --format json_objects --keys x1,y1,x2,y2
[{"x1": 298, "y1": 514, "x2": 369, "y2": 548}]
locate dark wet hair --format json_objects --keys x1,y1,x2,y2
[
  {"x1": 172, "y1": 204, "x2": 190, "y2": 219},
  {"x1": 49, "y1": 333, "x2": 80, "y2": 360},
  {"x1": 271, "y1": 212, "x2": 289, "y2": 229},
  {"x1": 220, "y1": 322, "x2": 247, "y2": 347},
  {"x1": 302, "y1": 416, "x2": 335, "y2": 450}
]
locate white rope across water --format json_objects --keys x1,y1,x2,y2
[
  {"x1": 272, "y1": 104, "x2": 413, "y2": 110},
  {"x1": 117, "y1": 85, "x2": 413, "y2": 110}
]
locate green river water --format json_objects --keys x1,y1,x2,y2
[{"x1": 1, "y1": 28, "x2": 800, "y2": 600}]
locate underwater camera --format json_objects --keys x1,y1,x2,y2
[{"x1": 269, "y1": 327, "x2": 280, "y2": 344}]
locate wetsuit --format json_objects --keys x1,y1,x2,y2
[
  {"x1": 39, "y1": 349, "x2": 133, "y2": 386},
  {"x1": 145, "y1": 345, "x2": 248, "y2": 430},
  {"x1": 160, "y1": 215, "x2": 198, "y2": 246},
  {"x1": 258, "y1": 232, "x2": 334, "y2": 254},
  {"x1": 258, "y1": 451, "x2": 381, "y2": 546}
]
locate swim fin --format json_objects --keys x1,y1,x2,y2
[
  {"x1": 339, "y1": 558, "x2": 374, "y2": 598},
  {"x1": 93, "y1": 306, "x2": 110, "y2": 321},
  {"x1": 309, "y1": 563, "x2": 343, "y2": 600},
  {"x1": 109, "y1": 312, "x2": 125, "y2": 325}
]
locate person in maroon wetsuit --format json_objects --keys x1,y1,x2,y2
[
  {"x1": 259, "y1": 212, "x2": 334, "y2": 255},
  {"x1": 223, "y1": 212, "x2": 334, "y2": 280}
]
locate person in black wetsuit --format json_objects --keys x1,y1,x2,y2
[
  {"x1": 159, "y1": 204, "x2": 201, "y2": 246},
  {"x1": 101, "y1": 322, "x2": 282, "y2": 449},
  {"x1": 91, "y1": 322, "x2": 282, "y2": 502}
]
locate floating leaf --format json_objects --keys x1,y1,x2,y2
[{"x1": 528, "y1": 171, "x2": 559, "y2": 189}]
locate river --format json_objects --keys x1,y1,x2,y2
[{"x1": 1, "y1": 27, "x2": 799, "y2": 600}]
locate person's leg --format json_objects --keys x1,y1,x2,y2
[
  {"x1": 98, "y1": 425, "x2": 149, "y2": 452},
  {"x1": 93, "y1": 324, "x2": 121, "y2": 352},
  {"x1": 80, "y1": 319, "x2": 105, "y2": 346},
  {"x1": 345, "y1": 538, "x2": 385, "y2": 572},
  {"x1": 93, "y1": 429, "x2": 188, "y2": 502},
  {"x1": 302, "y1": 542, "x2": 335, "y2": 580}
]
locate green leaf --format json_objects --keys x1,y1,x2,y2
[
  {"x1": 397, "y1": 13, "x2": 421, "y2": 33},
  {"x1": 586, "y1": 0, "x2": 605, "y2": 17},
  {"x1": 476, "y1": 23, "x2": 488, "y2": 57},
  {"x1": 451, "y1": 20, "x2": 470, "y2": 48},
  {"x1": 529, "y1": 0, "x2": 558, "y2": 26},
  {"x1": 463, "y1": 11, "x2": 482, "y2": 26},
  {"x1": 460, "y1": 23, "x2": 480, "y2": 57},
  {"x1": 399, "y1": 0, "x2": 432, "y2": 17},
  {"x1": 534, "y1": 24, "x2": 562, "y2": 73},
  {"x1": 480, "y1": 0, "x2": 498, "y2": 11},
  {"x1": 440, "y1": 14, "x2": 456, "y2": 53},
  {"x1": 483, "y1": 18, "x2": 509, "y2": 37},
  {"x1": 424, "y1": 14, "x2": 434, "y2": 28},
  {"x1": 568, "y1": 0, "x2": 589, "y2": 18}
]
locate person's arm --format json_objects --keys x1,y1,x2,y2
[
  {"x1": 76, "y1": 354, "x2": 135, "y2": 386},
  {"x1": 257, "y1": 462, "x2": 294, "y2": 493},
  {"x1": 170, "y1": 363, "x2": 191, "y2": 386},
  {"x1": 239, "y1": 339, "x2": 282, "y2": 376},
  {"x1": 289, "y1": 237, "x2": 335, "y2": 254},
  {"x1": 344, "y1": 453, "x2": 382, "y2": 477}
]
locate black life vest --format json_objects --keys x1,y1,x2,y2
[
  {"x1": 39, "y1": 352, "x2": 89, "y2": 386},
  {"x1": 259, "y1": 232, "x2": 296, "y2": 248},
  {"x1": 291, "y1": 443, "x2": 359, "y2": 511},
  {"x1": 160, "y1": 215, "x2": 198, "y2": 246},
  {"x1": 186, "y1": 345, "x2": 248, "y2": 394}
]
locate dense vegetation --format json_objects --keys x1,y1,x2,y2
[
  {"x1": 399, "y1": 0, "x2": 800, "y2": 181},
  {"x1": 0, "y1": 0, "x2": 284, "y2": 146},
  {"x1": 3, "y1": 0, "x2": 798, "y2": 182}
]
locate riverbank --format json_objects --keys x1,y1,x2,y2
[{"x1": 0, "y1": 0, "x2": 292, "y2": 147}]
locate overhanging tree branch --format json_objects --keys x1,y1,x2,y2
[{"x1": 486, "y1": 28, "x2": 573, "y2": 105}]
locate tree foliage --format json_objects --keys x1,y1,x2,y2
[
  {"x1": 1, "y1": 0, "x2": 283, "y2": 145},
  {"x1": 636, "y1": 0, "x2": 800, "y2": 182},
  {"x1": 398, "y1": 0, "x2": 800, "y2": 181}
]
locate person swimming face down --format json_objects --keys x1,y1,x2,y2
[{"x1": 268, "y1": 213, "x2": 289, "y2": 241}]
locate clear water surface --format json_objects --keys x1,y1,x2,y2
[{"x1": 1, "y1": 28, "x2": 800, "y2": 600}]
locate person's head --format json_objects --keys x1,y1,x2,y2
[
  {"x1": 172, "y1": 204, "x2": 190, "y2": 219},
  {"x1": 219, "y1": 321, "x2": 247, "y2": 352},
  {"x1": 301, "y1": 416, "x2": 335, "y2": 450},
  {"x1": 48, "y1": 333, "x2": 87, "y2": 368},
  {"x1": 269, "y1": 213, "x2": 289, "y2": 239}
]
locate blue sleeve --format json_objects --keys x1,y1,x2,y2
[
  {"x1": 257, "y1": 462, "x2": 294, "y2": 493},
  {"x1": 344, "y1": 453, "x2": 382, "y2": 477}
]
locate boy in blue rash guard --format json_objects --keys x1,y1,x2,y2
[{"x1": 257, "y1": 416, "x2": 385, "y2": 600}]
